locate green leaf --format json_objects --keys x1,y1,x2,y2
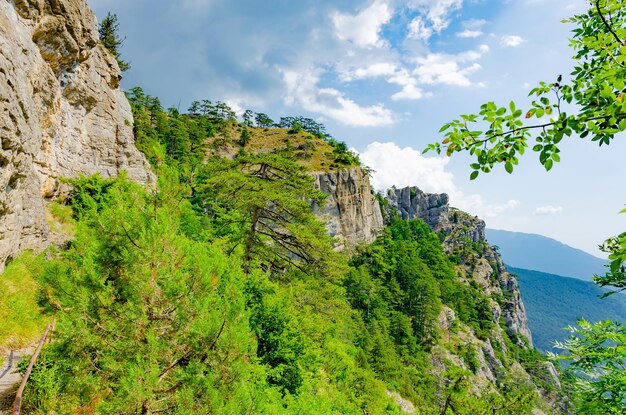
[
  {"x1": 470, "y1": 171, "x2": 479, "y2": 180},
  {"x1": 505, "y1": 162, "x2": 513, "y2": 174}
]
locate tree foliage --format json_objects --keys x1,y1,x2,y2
[
  {"x1": 98, "y1": 12, "x2": 130, "y2": 72},
  {"x1": 195, "y1": 152, "x2": 336, "y2": 275}
]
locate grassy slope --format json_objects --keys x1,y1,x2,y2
[
  {"x1": 0, "y1": 202, "x2": 74, "y2": 363},
  {"x1": 508, "y1": 266, "x2": 626, "y2": 352},
  {"x1": 0, "y1": 251, "x2": 47, "y2": 356},
  {"x1": 207, "y1": 122, "x2": 357, "y2": 172}
]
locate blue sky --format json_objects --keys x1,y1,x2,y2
[{"x1": 90, "y1": 0, "x2": 626, "y2": 257}]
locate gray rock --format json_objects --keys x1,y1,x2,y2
[
  {"x1": 0, "y1": 0, "x2": 153, "y2": 271},
  {"x1": 311, "y1": 168, "x2": 383, "y2": 251},
  {"x1": 386, "y1": 186, "x2": 449, "y2": 229}
]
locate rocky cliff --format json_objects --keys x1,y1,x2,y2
[
  {"x1": 0, "y1": 0, "x2": 152, "y2": 270},
  {"x1": 386, "y1": 186, "x2": 569, "y2": 412},
  {"x1": 311, "y1": 167, "x2": 384, "y2": 251},
  {"x1": 386, "y1": 185, "x2": 533, "y2": 346}
]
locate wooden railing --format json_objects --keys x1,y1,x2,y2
[{"x1": 12, "y1": 320, "x2": 55, "y2": 415}]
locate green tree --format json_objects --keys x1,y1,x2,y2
[
  {"x1": 196, "y1": 152, "x2": 335, "y2": 274},
  {"x1": 28, "y1": 173, "x2": 264, "y2": 414},
  {"x1": 240, "y1": 127, "x2": 251, "y2": 146},
  {"x1": 551, "y1": 320, "x2": 626, "y2": 414},
  {"x1": 426, "y1": 1, "x2": 626, "y2": 411},
  {"x1": 98, "y1": 12, "x2": 130, "y2": 72},
  {"x1": 243, "y1": 109, "x2": 255, "y2": 127},
  {"x1": 255, "y1": 112, "x2": 275, "y2": 128}
]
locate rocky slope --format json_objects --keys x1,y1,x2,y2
[
  {"x1": 0, "y1": 0, "x2": 152, "y2": 270},
  {"x1": 386, "y1": 186, "x2": 568, "y2": 412},
  {"x1": 311, "y1": 167, "x2": 384, "y2": 251},
  {"x1": 386, "y1": 185, "x2": 532, "y2": 345}
]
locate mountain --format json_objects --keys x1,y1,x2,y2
[
  {"x1": 485, "y1": 229, "x2": 607, "y2": 280},
  {"x1": 0, "y1": 1, "x2": 568, "y2": 412},
  {"x1": 508, "y1": 266, "x2": 626, "y2": 353}
]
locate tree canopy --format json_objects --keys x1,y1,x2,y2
[{"x1": 98, "y1": 12, "x2": 130, "y2": 72}]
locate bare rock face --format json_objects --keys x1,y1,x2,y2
[
  {"x1": 0, "y1": 0, "x2": 152, "y2": 270},
  {"x1": 386, "y1": 186, "x2": 449, "y2": 229},
  {"x1": 311, "y1": 168, "x2": 383, "y2": 251}
]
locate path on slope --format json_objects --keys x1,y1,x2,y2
[{"x1": 0, "y1": 348, "x2": 33, "y2": 414}]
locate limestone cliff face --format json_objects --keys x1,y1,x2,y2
[
  {"x1": 386, "y1": 186, "x2": 533, "y2": 346},
  {"x1": 311, "y1": 168, "x2": 383, "y2": 251},
  {"x1": 0, "y1": 0, "x2": 152, "y2": 269}
]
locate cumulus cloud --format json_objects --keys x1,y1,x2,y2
[
  {"x1": 389, "y1": 72, "x2": 430, "y2": 100},
  {"x1": 535, "y1": 205, "x2": 563, "y2": 215},
  {"x1": 282, "y1": 69, "x2": 396, "y2": 127},
  {"x1": 413, "y1": 45, "x2": 489, "y2": 87},
  {"x1": 340, "y1": 64, "x2": 430, "y2": 101},
  {"x1": 358, "y1": 142, "x2": 456, "y2": 193},
  {"x1": 457, "y1": 30, "x2": 482, "y2": 38},
  {"x1": 332, "y1": 0, "x2": 392, "y2": 48},
  {"x1": 501, "y1": 35, "x2": 524, "y2": 47},
  {"x1": 407, "y1": 16, "x2": 433, "y2": 41},
  {"x1": 409, "y1": 0, "x2": 463, "y2": 32},
  {"x1": 357, "y1": 142, "x2": 520, "y2": 219},
  {"x1": 351, "y1": 62, "x2": 398, "y2": 80}
]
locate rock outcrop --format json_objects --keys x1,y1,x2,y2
[
  {"x1": 311, "y1": 168, "x2": 383, "y2": 251},
  {"x1": 386, "y1": 186, "x2": 533, "y2": 346},
  {"x1": 386, "y1": 186, "x2": 449, "y2": 229},
  {"x1": 0, "y1": 0, "x2": 152, "y2": 270}
]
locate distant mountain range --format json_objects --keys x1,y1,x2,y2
[
  {"x1": 483, "y1": 229, "x2": 623, "y2": 353},
  {"x1": 507, "y1": 266, "x2": 626, "y2": 352},
  {"x1": 485, "y1": 229, "x2": 607, "y2": 280}
]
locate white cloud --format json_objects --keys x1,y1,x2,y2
[
  {"x1": 456, "y1": 29, "x2": 482, "y2": 38},
  {"x1": 339, "y1": 64, "x2": 430, "y2": 101},
  {"x1": 535, "y1": 205, "x2": 563, "y2": 215},
  {"x1": 358, "y1": 142, "x2": 520, "y2": 219},
  {"x1": 282, "y1": 69, "x2": 395, "y2": 127},
  {"x1": 458, "y1": 197, "x2": 520, "y2": 218},
  {"x1": 501, "y1": 35, "x2": 524, "y2": 47},
  {"x1": 332, "y1": 0, "x2": 392, "y2": 48},
  {"x1": 407, "y1": 17, "x2": 433, "y2": 41},
  {"x1": 388, "y1": 71, "x2": 430, "y2": 100},
  {"x1": 358, "y1": 142, "x2": 456, "y2": 193},
  {"x1": 413, "y1": 45, "x2": 489, "y2": 87},
  {"x1": 409, "y1": 0, "x2": 463, "y2": 32},
  {"x1": 353, "y1": 62, "x2": 398, "y2": 79}
]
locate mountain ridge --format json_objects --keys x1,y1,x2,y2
[{"x1": 485, "y1": 228, "x2": 607, "y2": 280}]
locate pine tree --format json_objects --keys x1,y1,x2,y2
[
  {"x1": 28, "y1": 172, "x2": 262, "y2": 413},
  {"x1": 197, "y1": 152, "x2": 335, "y2": 274},
  {"x1": 98, "y1": 12, "x2": 130, "y2": 72}
]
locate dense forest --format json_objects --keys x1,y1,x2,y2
[
  {"x1": 2, "y1": 1, "x2": 625, "y2": 413},
  {"x1": 1, "y1": 95, "x2": 565, "y2": 414}
]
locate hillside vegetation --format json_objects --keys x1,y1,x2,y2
[
  {"x1": 12, "y1": 91, "x2": 566, "y2": 414},
  {"x1": 509, "y1": 266, "x2": 626, "y2": 353}
]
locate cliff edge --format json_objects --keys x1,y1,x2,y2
[{"x1": 0, "y1": 0, "x2": 152, "y2": 269}]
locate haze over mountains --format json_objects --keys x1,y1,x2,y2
[
  {"x1": 508, "y1": 267, "x2": 626, "y2": 352},
  {"x1": 485, "y1": 229, "x2": 607, "y2": 281},
  {"x1": 486, "y1": 229, "x2": 625, "y2": 352}
]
